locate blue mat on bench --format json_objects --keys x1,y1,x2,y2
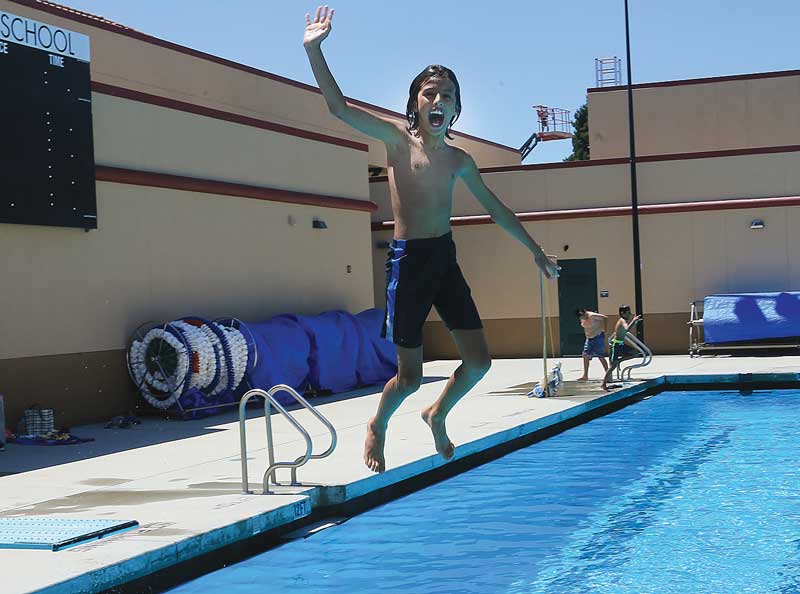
[{"x1": 702, "y1": 292, "x2": 800, "y2": 344}]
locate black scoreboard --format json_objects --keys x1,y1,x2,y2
[{"x1": 1, "y1": 11, "x2": 97, "y2": 229}]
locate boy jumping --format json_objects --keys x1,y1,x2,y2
[{"x1": 304, "y1": 6, "x2": 559, "y2": 472}]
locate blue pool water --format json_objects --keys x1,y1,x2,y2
[{"x1": 167, "y1": 390, "x2": 800, "y2": 593}]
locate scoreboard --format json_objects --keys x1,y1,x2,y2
[{"x1": 0, "y1": 11, "x2": 97, "y2": 229}]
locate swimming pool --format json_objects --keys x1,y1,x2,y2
[{"x1": 166, "y1": 389, "x2": 800, "y2": 593}]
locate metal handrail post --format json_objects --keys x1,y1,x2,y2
[
  {"x1": 264, "y1": 398, "x2": 276, "y2": 484},
  {"x1": 260, "y1": 395, "x2": 313, "y2": 494},
  {"x1": 540, "y1": 271, "x2": 548, "y2": 397},
  {"x1": 239, "y1": 385, "x2": 338, "y2": 495},
  {"x1": 620, "y1": 334, "x2": 652, "y2": 380},
  {"x1": 266, "y1": 385, "x2": 337, "y2": 486},
  {"x1": 239, "y1": 388, "x2": 313, "y2": 495},
  {"x1": 239, "y1": 394, "x2": 254, "y2": 494}
]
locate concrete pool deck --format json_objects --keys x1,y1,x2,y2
[{"x1": 2, "y1": 354, "x2": 799, "y2": 594}]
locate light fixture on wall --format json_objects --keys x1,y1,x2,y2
[
  {"x1": 312, "y1": 218, "x2": 328, "y2": 229},
  {"x1": 750, "y1": 219, "x2": 765, "y2": 230}
]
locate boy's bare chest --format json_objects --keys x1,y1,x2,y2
[
  {"x1": 408, "y1": 146, "x2": 457, "y2": 176},
  {"x1": 387, "y1": 141, "x2": 461, "y2": 202}
]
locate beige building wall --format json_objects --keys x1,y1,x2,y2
[
  {"x1": 2, "y1": 183, "x2": 374, "y2": 361},
  {"x1": 92, "y1": 93, "x2": 368, "y2": 198},
  {"x1": 0, "y1": 0, "x2": 518, "y2": 427},
  {"x1": 373, "y1": 204, "x2": 800, "y2": 359},
  {"x1": 371, "y1": 149, "x2": 800, "y2": 358},
  {"x1": 588, "y1": 71, "x2": 800, "y2": 159},
  {"x1": 371, "y1": 148, "x2": 800, "y2": 222},
  {"x1": 0, "y1": 2, "x2": 382, "y2": 426},
  {"x1": 0, "y1": 0, "x2": 520, "y2": 170},
  {"x1": 1, "y1": 184, "x2": 373, "y2": 426}
]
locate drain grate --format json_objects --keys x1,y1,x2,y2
[{"x1": 0, "y1": 517, "x2": 139, "y2": 551}]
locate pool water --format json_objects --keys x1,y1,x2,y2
[{"x1": 167, "y1": 390, "x2": 800, "y2": 594}]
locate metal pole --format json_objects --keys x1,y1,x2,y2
[
  {"x1": 540, "y1": 271, "x2": 549, "y2": 397},
  {"x1": 624, "y1": 0, "x2": 644, "y2": 340}
]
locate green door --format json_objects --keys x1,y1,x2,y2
[{"x1": 558, "y1": 258, "x2": 599, "y2": 355}]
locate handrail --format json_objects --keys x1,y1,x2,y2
[
  {"x1": 622, "y1": 334, "x2": 653, "y2": 380},
  {"x1": 687, "y1": 300, "x2": 704, "y2": 357},
  {"x1": 617, "y1": 333, "x2": 653, "y2": 381},
  {"x1": 239, "y1": 384, "x2": 337, "y2": 495}
]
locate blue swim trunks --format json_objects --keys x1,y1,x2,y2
[
  {"x1": 583, "y1": 332, "x2": 606, "y2": 358},
  {"x1": 610, "y1": 337, "x2": 635, "y2": 363}
]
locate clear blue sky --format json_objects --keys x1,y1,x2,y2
[{"x1": 54, "y1": 0, "x2": 800, "y2": 164}]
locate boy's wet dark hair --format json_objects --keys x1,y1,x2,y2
[
  {"x1": 619, "y1": 305, "x2": 632, "y2": 316},
  {"x1": 406, "y1": 64, "x2": 462, "y2": 139},
  {"x1": 575, "y1": 308, "x2": 587, "y2": 319}
]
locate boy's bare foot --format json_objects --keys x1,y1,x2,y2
[
  {"x1": 363, "y1": 418, "x2": 386, "y2": 473},
  {"x1": 578, "y1": 376, "x2": 589, "y2": 382},
  {"x1": 421, "y1": 405, "x2": 455, "y2": 460}
]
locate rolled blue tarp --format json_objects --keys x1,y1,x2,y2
[
  {"x1": 296, "y1": 310, "x2": 361, "y2": 393},
  {"x1": 244, "y1": 308, "x2": 397, "y2": 401},
  {"x1": 246, "y1": 315, "x2": 312, "y2": 395}
]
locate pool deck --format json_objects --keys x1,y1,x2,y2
[{"x1": 2, "y1": 354, "x2": 799, "y2": 594}]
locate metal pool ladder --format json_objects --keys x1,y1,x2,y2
[
  {"x1": 618, "y1": 334, "x2": 653, "y2": 381},
  {"x1": 239, "y1": 385, "x2": 337, "y2": 495}
]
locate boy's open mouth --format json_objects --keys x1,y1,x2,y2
[{"x1": 428, "y1": 109, "x2": 445, "y2": 128}]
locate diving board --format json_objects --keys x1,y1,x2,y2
[{"x1": 0, "y1": 517, "x2": 138, "y2": 551}]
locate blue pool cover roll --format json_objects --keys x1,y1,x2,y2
[
  {"x1": 702, "y1": 292, "x2": 800, "y2": 343},
  {"x1": 246, "y1": 315, "x2": 312, "y2": 396},
  {"x1": 244, "y1": 308, "x2": 397, "y2": 401},
  {"x1": 296, "y1": 310, "x2": 361, "y2": 393}
]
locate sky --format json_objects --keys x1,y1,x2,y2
[{"x1": 48, "y1": 1, "x2": 800, "y2": 164}]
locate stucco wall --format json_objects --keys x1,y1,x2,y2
[
  {"x1": 588, "y1": 72, "x2": 800, "y2": 159},
  {"x1": 370, "y1": 147, "x2": 800, "y2": 357},
  {"x1": 370, "y1": 149, "x2": 800, "y2": 222},
  {"x1": 0, "y1": 1, "x2": 380, "y2": 425}
]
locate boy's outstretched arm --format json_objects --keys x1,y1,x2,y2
[
  {"x1": 304, "y1": 6, "x2": 403, "y2": 145},
  {"x1": 459, "y1": 152, "x2": 559, "y2": 278}
]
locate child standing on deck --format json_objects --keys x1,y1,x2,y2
[
  {"x1": 303, "y1": 6, "x2": 559, "y2": 473},
  {"x1": 576, "y1": 308, "x2": 609, "y2": 381}
]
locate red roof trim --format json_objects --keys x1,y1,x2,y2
[
  {"x1": 96, "y1": 166, "x2": 377, "y2": 212},
  {"x1": 92, "y1": 81, "x2": 368, "y2": 152},
  {"x1": 588, "y1": 69, "x2": 800, "y2": 94},
  {"x1": 636, "y1": 144, "x2": 800, "y2": 163},
  {"x1": 368, "y1": 144, "x2": 800, "y2": 182},
  {"x1": 371, "y1": 195, "x2": 800, "y2": 230}
]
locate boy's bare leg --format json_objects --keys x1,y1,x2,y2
[
  {"x1": 601, "y1": 362, "x2": 617, "y2": 390},
  {"x1": 421, "y1": 328, "x2": 491, "y2": 461},
  {"x1": 579, "y1": 354, "x2": 590, "y2": 381},
  {"x1": 601, "y1": 356, "x2": 634, "y2": 390},
  {"x1": 364, "y1": 345, "x2": 423, "y2": 473},
  {"x1": 600, "y1": 357, "x2": 609, "y2": 372}
]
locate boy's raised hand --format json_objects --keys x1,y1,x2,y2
[{"x1": 304, "y1": 5, "x2": 334, "y2": 48}]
